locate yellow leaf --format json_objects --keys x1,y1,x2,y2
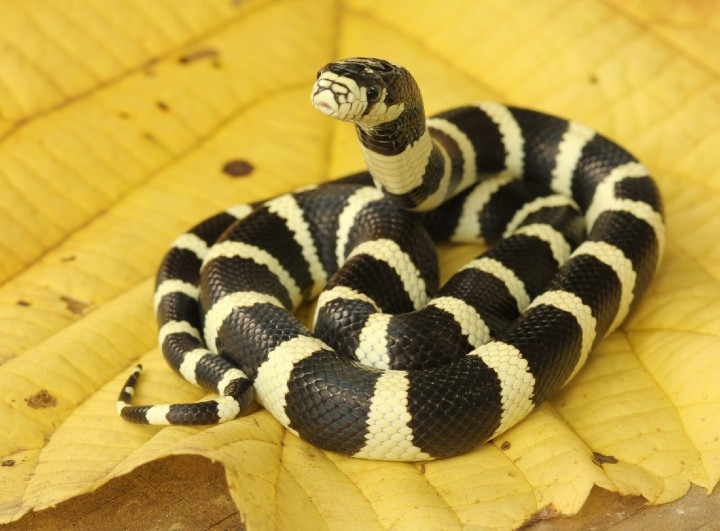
[{"x1": 2, "y1": 0, "x2": 719, "y2": 528}]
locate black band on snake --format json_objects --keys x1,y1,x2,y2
[{"x1": 117, "y1": 57, "x2": 665, "y2": 461}]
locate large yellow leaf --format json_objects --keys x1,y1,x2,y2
[{"x1": 1, "y1": 0, "x2": 719, "y2": 528}]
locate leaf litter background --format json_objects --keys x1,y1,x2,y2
[{"x1": 1, "y1": 0, "x2": 719, "y2": 528}]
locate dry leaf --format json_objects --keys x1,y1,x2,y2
[{"x1": 1, "y1": 0, "x2": 719, "y2": 529}]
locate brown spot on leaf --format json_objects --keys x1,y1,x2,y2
[
  {"x1": 25, "y1": 390, "x2": 57, "y2": 409},
  {"x1": 500, "y1": 440, "x2": 511, "y2": 450},
  {"x1": 2, "y1": 460, "x2": 15, "y2": 467},
  {"x1": 589, "y1": 74, "x2": 599, "y2": 84},
  {"x1": 117, "y1": 111, "x2": 131, "y2": 120},
  {"x1": 418, "y1": 463, "x2": 426, "y2": 474},
  {"x1": 179, "y1": 48, "x2": 220, "y2": 65},
  {"x1": 519, "y1": 503, "x2": 562, "y2": 528},
  {"x1": 143, "y1": 57, "x2": 160, "y2": 76},
  {"x1": 592, "y1": 451, "x2": 619, "y2": 466},
  {"x1": 16, "y1": 300, "x2": 31, "y2": 307},
  {"x1": 61, "y1": 254, "x2": 76, "y2": 262},
  {"x1": 156, "y1": 100, "x2": 170, "y2": 112},
  {"x1": 222, "y1": 159, "x2": 254, "y2": 177},
  {"x1": 60, "y1": 295, "x2": 90, "y2": 315}
]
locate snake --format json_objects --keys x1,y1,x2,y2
[{"x1": 118, "y1": 57, "x2": 665, "y2": 461}]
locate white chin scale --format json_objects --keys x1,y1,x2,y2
[{"x1": 311, "y1": 72, "x2": 367, "y2": 122}]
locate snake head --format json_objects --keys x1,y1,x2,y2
[{"x1": 311, "y1": 57, "x2": 421, "y2": 126}]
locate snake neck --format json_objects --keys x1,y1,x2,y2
[{"x1": 356, "y1": 102, "x2": 448, "y2": 212}]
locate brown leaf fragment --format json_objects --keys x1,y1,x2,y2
[
  {"x1": 501, "y1": 440, "x2": 511, "y2": 450},
  {"x1": 143, "y1": 57, "x2": 161, "y2": 76},
  {"x1": 16, "y1": 300, "x2": 31, "y2": 307},
  {"x1": 59, "y1": 295, "x2": 90, "y2": 315},
  {"x1": 519, "y1": 503, "x2": 562, "y2": 528},
  {"x1": 178, "y1": 48, "x2": 220, "y2": 65},
  {"x1": 25, "y1": 390, "x2": 57, "y2": 409},
  {"x1": 592, "y1": 452, "x2": 619, "y2": 466},
  {"x1": 222, "y1": 159, "x2": 255, "y2": 177}
]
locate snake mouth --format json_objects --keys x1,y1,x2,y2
[{"x1": 314, "y1": 100, "x2": 335, "y2": 116}]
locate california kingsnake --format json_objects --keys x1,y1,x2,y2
[{"x1": 118, "y1": 57, "x2": 665, "y2": 461}]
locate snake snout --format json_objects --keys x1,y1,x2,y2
[{"x1": 311, "y1": 88, "x2": 339, "y2": 116}]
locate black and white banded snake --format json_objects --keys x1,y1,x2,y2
[{"x1": 118, "y1": 57, "x2": 665, "y2": 461}]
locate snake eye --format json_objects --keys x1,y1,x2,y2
[{"x1": 366, "y1": 84, "x2": 381, "y2": 103}]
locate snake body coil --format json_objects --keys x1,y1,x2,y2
[{"x1": 118, "y1": 58, "x2": 665, "y2": 461}]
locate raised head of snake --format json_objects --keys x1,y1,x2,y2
[{"x1": 312, "y1": 57, "x2": 450, "y2": 212}]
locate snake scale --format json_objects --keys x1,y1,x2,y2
[{"x1": 118, "y1": 58, "x2": 665, "y2": 461}]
